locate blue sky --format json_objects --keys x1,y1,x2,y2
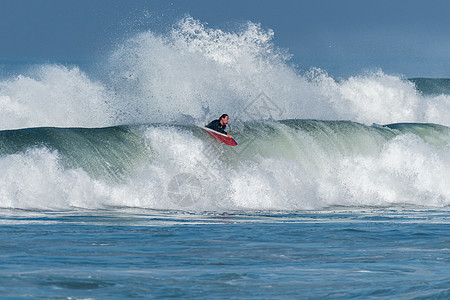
[{"x1": 1, "y1": 0, "x2": 450, "y2": 77}]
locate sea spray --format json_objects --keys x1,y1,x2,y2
[
  {"x1": 106, "y1": 17, "x2": 450, "y2": 126},
  {"x1": 2, "y1": 17, "x2": 450, "y2": 130},
  {"x1": 0, "y1": 65, "x2": 114, "y2": 130}
]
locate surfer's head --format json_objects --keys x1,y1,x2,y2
[{"x1": 219, "y1": 114, "x2": 229, "y2": 125}]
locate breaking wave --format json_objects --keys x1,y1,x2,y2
[{"x1": 1, "y1": 17, "x2": 450, "y2": 211}]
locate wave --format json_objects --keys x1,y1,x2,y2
[
  {"x1": 1, "y1": 120, "x2": 450, "y2": 211},
  {"x1": 1, "y1": 16, "x2": 450, "y2": 212}
]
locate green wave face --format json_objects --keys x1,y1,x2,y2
[
  {"x1": 2, "y1": 120, "x2": 450, "y2": 182},
  {"x1": 0, "y1": 126, "x2": 151, "y2": 182}
]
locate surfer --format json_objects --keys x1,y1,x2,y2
[{"x1": 206, "y1": 114, "x2": 232, "y2": 137}]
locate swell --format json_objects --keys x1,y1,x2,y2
[{"x1": 409, "y1": 78, "x2": 450, "y2": 96}]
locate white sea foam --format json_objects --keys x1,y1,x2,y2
[{"x1": 335, "y1": 134, "x2": 450, "y2": 207}]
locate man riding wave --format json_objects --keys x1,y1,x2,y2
[{"x1": 205, "y1": 114, "x2": 232, "y2": 138}]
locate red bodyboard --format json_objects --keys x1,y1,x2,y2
[{"x1": 201, "y1": 126, "x2": 238, "y2": 146}]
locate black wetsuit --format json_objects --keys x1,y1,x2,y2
[{"x1": 206, "y1": 119, "x2": 227, "y2": 134}]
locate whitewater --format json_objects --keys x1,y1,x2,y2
[
  {"x1": 1, "y1": 16, "x2": 450, "y2": 299},
  {"x1": 1, "y1": 17, "x2": 450, "y2": 211}
]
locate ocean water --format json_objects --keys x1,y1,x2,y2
[
  {"x1": 1, "y1": 16, "x2": 450, "y2": 298},
  {"x1": 1, "y1": 209, "x2": 450, "y2": 299}
]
